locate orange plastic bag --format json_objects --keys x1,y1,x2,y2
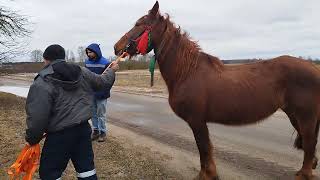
[{"x1": 7, "y1": 144, "x2": 40, "y2": 180}]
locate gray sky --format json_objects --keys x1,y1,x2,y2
[{"x1": 3, "y1": 0, "x2": 320, "y2": 60}]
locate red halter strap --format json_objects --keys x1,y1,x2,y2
[{"x1": 135, "y1": 26, "x2": 152, "y2": 55}]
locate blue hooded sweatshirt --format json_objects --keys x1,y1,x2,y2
[{"x1": 85, "y1": 43, "x2": 111, "y2": 99}]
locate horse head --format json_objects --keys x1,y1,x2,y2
[{"x1": 114, "y1": 1, "x2": 166, "y2": 58}]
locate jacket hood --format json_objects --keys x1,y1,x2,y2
[
  {"x1": 39, "y1": 60, "x2": 81, "y2": 91},
  {"x1": 86, "y1": 43, "x2": 102, "y2": 60}
]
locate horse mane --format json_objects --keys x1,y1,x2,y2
[{"x1": 158, "y1": 14, "x2": 223, "y2": 81}]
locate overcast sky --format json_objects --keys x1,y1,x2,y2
[{"x1": 2, "y1": 0, "x2": 320, "y2": 60}]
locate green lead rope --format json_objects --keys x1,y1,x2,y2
[
  {"x1": 147, "y1": 32, "x2": 152, "y2": 52},
  {"x1": 149, "y1": 55, "x2": 156, "y2": 87},
  {"x1": 146, "y1": 32, "x2": 155, "y2": 87}
]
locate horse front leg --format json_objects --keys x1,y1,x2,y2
[{"x1": 189, "y1": 122, "x2": 218, "y2": 180}]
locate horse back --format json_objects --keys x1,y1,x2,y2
[{"x1": 168, "y1": 55, "x2": 320, "y2": 125}]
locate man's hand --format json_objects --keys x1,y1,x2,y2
[
  {"x1": 120, "y1": 52, "x2": 129, "y2": 58},
  {"x1": 103, "y1": 52, "x2": 128, "y2": 73},
  {"x1": 109, "y1": 62, "x2": 119, "y2": 72}
]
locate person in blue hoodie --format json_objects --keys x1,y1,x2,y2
[{"x1": 85, "y1": 43, "x2": 111, "y2": 142}]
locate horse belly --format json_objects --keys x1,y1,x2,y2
[{"x1": 206, "y1": 101, "x2": 279, "y2": 126}]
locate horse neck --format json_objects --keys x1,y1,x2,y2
[{"x1": 153, "y1": 23, "x2": 200, "y2": 93}]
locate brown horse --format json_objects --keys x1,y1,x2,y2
[{"x1": 114, "y1": 2, "x2": 320, "y2": 179}]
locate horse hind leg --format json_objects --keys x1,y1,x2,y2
[
  {"x1": 283, "y1": 106, "x2": 319, "y2": 179},
  {"x1": 188, "y1": 121, "x2": 219, "y2": 180},
  {"x1": 312, "y1": 119, "x2": 320, "y2": 169},
  {"x1": 295, "y1": 115, "x2": 318, "y2": 180},
  {"x1": 294, "y1": 116, "x2": 319, "y2": 170}
]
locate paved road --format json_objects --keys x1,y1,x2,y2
[
  {"x1": 1, "y1": 83, "x2": 319, "y2": 179},
  {"x1": 107, "y1": 91, "x2": 320, "y2": 179}
]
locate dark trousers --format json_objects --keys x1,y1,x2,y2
[{"x1": 39, "y1": 122, "x2": 97, "y2": 180}]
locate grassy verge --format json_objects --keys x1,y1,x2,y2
[
  {"x1": 114, "y1": 70, "x2": 168, "y2": 97},
  {"x1": 0, "y1": 92, "x2": 182, "y2": 179}
]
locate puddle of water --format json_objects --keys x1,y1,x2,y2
[{"x1": 0, "y1": 86, "x2": 29, "y2": 98}]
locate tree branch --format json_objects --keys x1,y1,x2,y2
[{"x1": 0, "y1": 5, "x2": 32, "y2": 62}]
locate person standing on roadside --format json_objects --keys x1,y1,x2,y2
[
  {"x1": 25, "y1": 44, "x2": 120, "y2": 179},
  {"x1": 85, "y1": 43, "x2": 112, "y2": 142}
]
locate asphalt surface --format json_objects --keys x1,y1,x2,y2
[
  {"x1": 1, "y1": 80, "x2": 320, "y2": 179},
  {"x1": 107, "y1": 91, "x2": 320, "y2": 179}
]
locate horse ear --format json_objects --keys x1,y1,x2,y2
[{"x1": 149, "y1": 1, "x2": 159, "y2": 17}]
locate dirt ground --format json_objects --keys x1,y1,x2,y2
[
  {"x1": 0, "y1": 92, "x2": 184, "y2": 179},
  {"x1": 3, "y1": 71, "x2": 320, "y2": 179}
]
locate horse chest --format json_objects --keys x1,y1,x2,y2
[{"x1": 168, "y1": 95, "x2": 201, "y2": 120}]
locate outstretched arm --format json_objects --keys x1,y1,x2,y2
[{"x1": 82, "y1": 52, "x2": 127, "y2": 91}]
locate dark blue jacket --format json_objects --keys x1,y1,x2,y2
[{"x1": 85, "y1": 43, "x2": 111, "y2": 99}]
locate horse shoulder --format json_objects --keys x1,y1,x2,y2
[{"x1": 168, "y1": 79, "x2": 207, "y2": 120}]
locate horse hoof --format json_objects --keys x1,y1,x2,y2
[
  {"x1": 213, "y1": 176, "x2": 220, "y2": 180},
  {"x1": 194, "y1": 173, "x2": 220, "y2": 180},
  {"x1": 295, "y1": 170, "x2": 313, "y2": 180},
  {"x1": 312, "y1": 157, "x2": 318, "y2": 169}
]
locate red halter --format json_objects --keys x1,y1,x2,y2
[{"x1": 133, "y1": 26, "x2": 152, "y2": 55}]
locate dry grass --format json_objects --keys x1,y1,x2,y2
[
  {"x1": 0, "y1": 70, "x2": 169, "y2": 96},
  {"x1": 0, "y1": 92, "x2": 183, "y2": 180},
  {"x1": 112, "y1": 70, "x2": 168, "y2": 97}
]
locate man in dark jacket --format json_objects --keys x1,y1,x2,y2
[
  {"x1": 25, "y1": 44, "x2": 119, "y2": 180},
  {"x1": 85, "y1": 43, "x2": 111, "y2": 142}
]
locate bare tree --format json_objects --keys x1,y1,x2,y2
[
  {"x1": 77, "y1": 46, "x2": 86, "y2": 63},
  {"x1": 0, "y1": 5, "x2": 31, "y2": 62},
  {"x1": 65, "y1": 49, "x2": 69, "y2": 61},
  {"x1": 69, "y1": 50, "x2": 75, "y2": 62},
  {"x1": 66, "y1": 49, "x2": 75, "y2": 63},
  {"x1": 30, "y1": 49, "x2": 43, "y2": 62}
]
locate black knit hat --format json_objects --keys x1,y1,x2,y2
[{"x1": 43, "y1": 44, "x2": 65, "y2": 61}]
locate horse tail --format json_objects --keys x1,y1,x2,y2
[
  {"x1": 294, "y1": 134, "x2": 302, "y2": 149},
  {"x1": 315, "y1": 119, "x2": 320, "y2": 142}
]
